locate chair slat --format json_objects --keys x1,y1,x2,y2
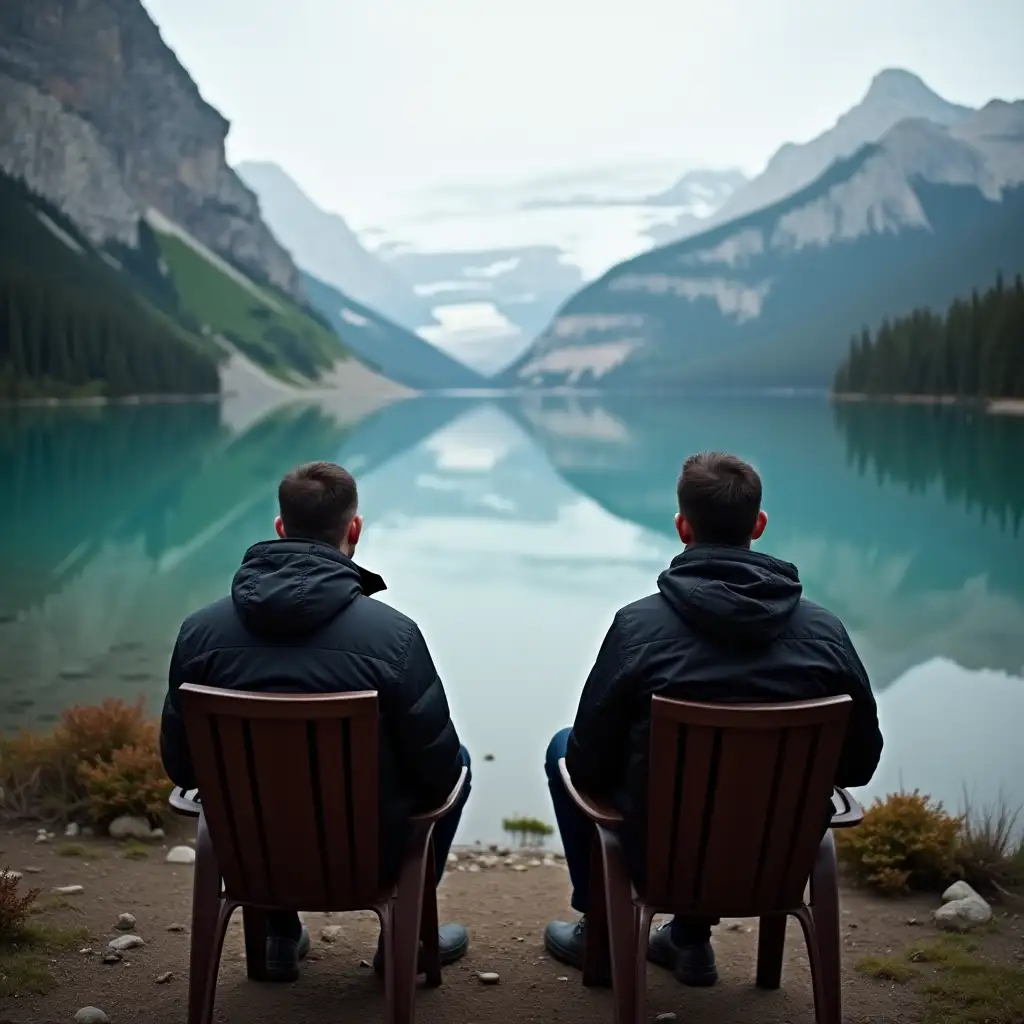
[
  {"x1": 667, "y1": 724, "x2": 717, "y2": 909},
  {"x1": 314, "y1": 719, "x2": 358, "y2": 906},
  {"x1": 347, "y1": 713, "x2": 381, "y2": 895}
]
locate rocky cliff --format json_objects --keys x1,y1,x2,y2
[{"x1": 0, "y1": 0, "x2": 302, "y2": 297}]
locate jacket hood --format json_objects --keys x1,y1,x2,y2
[
  {"x1": 657, "y1": 545, "x2": 802, "y2": 647},
  {"x1": 231, "y1": 539, "x2": 386, "y2": 637}
]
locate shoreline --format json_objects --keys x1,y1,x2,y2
[
  {"x1": 0, "y1": 391, "x2": 222, "y2": 409},
  {"x1": 832, "y1": 392, "x2": 1024, "y2": 416}
]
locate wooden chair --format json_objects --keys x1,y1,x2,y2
[
  {"x1": 176, "y1": 683, "x2": 468, "y2": 1024},
  {"x1": 559, "y1": 694, "x2": 864, "y2": 1024}
]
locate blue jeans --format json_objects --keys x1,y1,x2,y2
[
  {"x1": 545, "y1": 728, "x2": 714, "y2": 945},
  {"x1": 268, "y1": 745, "x2": 472, "y2": 939}
]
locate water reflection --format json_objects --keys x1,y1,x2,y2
[{"x1": 1, "y1": 395, "x2": 1021, "y2": 843}]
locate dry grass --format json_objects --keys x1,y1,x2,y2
[{"x1": 956, "y1": 790, "x2": 1024, "y2": 896}]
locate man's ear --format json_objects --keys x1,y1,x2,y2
[
  {"x1": 274, "y1": 515, "x2": 286, "y2": 539},
  {"x1": 675, "y1": 512, "x2": 693, "y2": 546},
  {"x1": 752, "y1": 509, "x2": 768, "y2": 541},
  {"x1": 347, "y1": 514, "x2": 363, "y2": 549}
]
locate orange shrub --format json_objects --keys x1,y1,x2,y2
[
  {"x1": 56, "y1": 697, "x2": 156, "y2": 768},
  {"x1": 836, "y1": 790, "x2": 962, "y2": 895},
  {"x1": 79, "y1": 743, "x2": 172, "y2": 826}
]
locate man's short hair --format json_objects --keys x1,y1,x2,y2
[
  {"x1": 278, "y1": 462, "x2": 358, "y2": 546},
  {"x1": 677, "y1": 451, "x2": 762, "y2": 546}
]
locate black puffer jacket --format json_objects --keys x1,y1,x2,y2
[
  {"x1": 565, "y1": 545, "x2": 883, "y2": 840},
  {"x1": 160, "y1": 539, "x2": 462, "y2": 860}
]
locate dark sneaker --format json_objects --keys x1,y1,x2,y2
[
  {"x1": 543, "y1": 917, "x2": 586, "y2": 970},
  {"x1": 372, "y1": 922, "x2": 469, "y2": 976},
  {"x1": 647, "y1": 922, "x2": 717, "y2": 986},
  {"x1": 265, "y1": 924, "x2": 311, "y2": 983}
]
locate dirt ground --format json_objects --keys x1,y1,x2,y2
[{"x1": 2, "y1": 822, "x2": 1021, "y2": 1024}]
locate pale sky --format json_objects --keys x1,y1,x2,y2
[{"x1": 142, "y1": 0, "x2": 1024, "y2": 221}]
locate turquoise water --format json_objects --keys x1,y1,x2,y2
[{"x1": 2, "y1": 395, "x2": 1023, "y2": 844}]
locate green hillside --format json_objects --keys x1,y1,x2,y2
[
  {"x1": 153, "y1": 227, "x2": 349, "y2": 384},
  {"x1": 0, "y1": 172, "x2": 219, "y2": 400}
]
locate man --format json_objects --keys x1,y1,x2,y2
[
  {"x1": 160, "y1": 461, "x2": 470, "y2": 983},
  {"x1": 543, "y1": 451, "x2": 883, "y2": 987}
]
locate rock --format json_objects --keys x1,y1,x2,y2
[
  {"x1": 446, "y1": 853, "x2": 458, "y2": 867},
  {"x1": 102, "y1": 952, "x2": 122, "y2": 965},
  {"x1": 150, "y1": 828, "x2": 165, "y2": 840},
  {"x1": 542, "y1": 858, "x2": 556, "y2": 867},
  {"x1": 321, "y1": 926, "x2": 342, "y2": 943},
  {"x1": 34, "y1": 832, "x2": 50, "y2": 844},
  {"x1": 156, "y1": 971, "x2": 173, "y2": 984},
  {"x1": 557, "y1": 975, "x2": 568, "y2": 981},
  {"x1": 166, "y1": 846, "x2": 196, "y2": 865},
  {"x1": 477, "y1": 855, "x2": 500, "y2": 869},
  {"x1": 116, "y1": 913, "x2": 136, "y2": 931},
  {"x1": 108, "y1": 934, "x2": 145, "y2": 951},
  {"x1": 477, "y1": 971, "x2": 500, "y2": 985},
  {"x1": 468, "y1": 864, "x2": 481, "y2": 873},
  {"x1": 528, "y1": 858, "x2": 542, "y2": 867},
  {"x1": 24, "y1": 866, "x2": 43, "y2": 873},
  {"x1": 79, "y1": 947, "x2": 92, "y2": 954},
  {"x1": 656, "y1": 1014, "x2": 678, "y2": 1022},
  {"x1": 934, "y1": 893, "x2": 993, "y2": 932},
  {"x1": 907, "y1": 917, "x2": 918, "y2": 926},
  {"x1": 64, "y1": 822, "x2": 80, "y2": 837},
  {"x1": 108, "y1": 816, "x2": 153, "y2": 841},
  {"x1": 512, "y1": 864, "x2": 528, "y2": 872},
  {"x1": 360, "y1": 959, "x2": 372, "y2": 968},
  {"x1": 53, "y1": 885, "x2": 84, "y2": 895},
  {"x1": 74, "y1": 1008, "x2": 110, "y2": 1024},
  {"x1": 942, "y1": 880, "x2": 979, "y2": 904},
  {"x1": 166, "y1": 923, "x2": 186, "y2": 933},
  {"x1": 0, "y1": 870, "x2": 22, "y2": 881}
]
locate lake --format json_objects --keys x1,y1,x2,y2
[{"x1": 2, "y1": 394, "x2": 1023, "y2": 846}]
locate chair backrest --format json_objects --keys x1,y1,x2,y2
[
  {"x1": 645, "y1": 694, "x2": 851, "y2": 916},
  {"x1": 179, "y1": 683, "x2": 380, "y2": 910}
]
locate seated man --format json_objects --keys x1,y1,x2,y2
[
  {"x1": 544, "y1": 451, "x2": 883, "y2": 986},
  {"x1": 159, "y1": 461, "x2": 470, "y2": 982}
]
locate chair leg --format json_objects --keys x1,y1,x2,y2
[
  {"x1": 597, "y1": 827, "x2": 638, "y2": 1024},
  {"x1": 242, "y1": 907, "x2": 268, "y2": 982},
  {"x1": 377, "y1": 906, "x2": 396, "y2": 1024},
  {"x1": 188, "y1": 815, "x2": 229, "y2": 1024},
  {"x1": 808, "y1": 831, "x2": 842, "y2": 1024},
  {"x1": 756, "y1": 913, "x2": 788, "y2": 989},
  {"x1": 389, "y1": 829, "x2": 434, "y2": 1024},
  {"x1": 420, "y1": 843, "x2": 442, "y2": 989},
  {"x1": 583, "y1": 834, "x2": 612, "y2": 988},
  {"x1": 634, "y1": 906, "x2": 656, "y2": 1024},
  {"x1": 793, "y1": 907, "x2": 830, "y2": 1024}
]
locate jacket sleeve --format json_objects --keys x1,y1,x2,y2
[
  {"x1": 565, "y1": 612, "x2": 632, "y2": 796},
  {"x1": 383, "y1": 623, "x2": 463, "y2": 812},
  {"x1": 159, "y1": 624, "x2": 197, "y2": 791},
  {"x1": 833, "y1": 625, "x2": 884, "y2": 788}
]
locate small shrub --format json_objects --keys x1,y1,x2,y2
[
  {"x1": 502, "y1": 816, "x2": 555, "y2": 848},
  {"x1": 0, "y1": 730, "x2": 72, "y2": 821},
  {"x1": 956, "y1": 791, "x2": 1024, "y2": 895},
  {"x1": 56, "y1": 697, "x2": 156, "y2": 768},
  {"x1": 79, "y1": 743, "x2": 172, "y2": 826},
  {"x1": 0, "y1": 872, "x2": 41, "y2": 942},
  {"x1": 836, "y1": 790, "x2": 961, "y2": 894}
]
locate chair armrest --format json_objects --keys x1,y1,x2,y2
[
  {"x1": 169, "y1": 787, "x2": 202, "y2": 818},
  {"x1": 558, "y1": 758, "x2": 624, "y2": 828},
  {"x1": 830, "y1": 786, "x2": 864, "y2": 828},
  {"x1": 409, "y1": 766, "x2": 469, "y2": 825}
]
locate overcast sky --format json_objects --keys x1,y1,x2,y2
[{"x1": 142, "y1": 0, "x2": 1024, "y2": 220}]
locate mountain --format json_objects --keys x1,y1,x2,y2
[
  {"x1": 501, "y1": 101, "x2": 1024, "y2": 391},
  {"x1": 300, "y1": 272, "x2": 487, "y2": 390},
  {"x1": 0, "y1": 0, "x2": 407, "y2": 398},
  {"x1": 0, "y1": 0, "x2": 302, "y2": 299},
  {"x1": 643, "y1": 168, "x2": 749, "y2": 208},
  {"x1": 236, "y1": 161, "x2": 433, "y2": 332},
  {"x1": 650, "y1": 69, "x2": 974, "y2": 245}
]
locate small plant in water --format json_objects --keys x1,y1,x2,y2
[{"x1": 502, "y1": 815, "x2": 555, "y2": 848}]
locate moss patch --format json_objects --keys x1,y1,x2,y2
[
  {"x1": 857, "y1": 933, "x2": 1024, "y2": 1024},
  {"x1": 119, "y1": 840, "x2": 150, "y2": 860},
  {"x1": 0, "y1": 919, "x2": 91, "y2": 997}
]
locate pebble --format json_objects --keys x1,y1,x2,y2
[
  {"x1": 656, "y1": 1014, "x2": 678, "y2": 1022},
  {"x1": 321, "y1": 926, "x2": 342, "y2": 943},
  {"x1": 102, "y1": 952, "x2": 122, "y2": 965},
  {"x1": 360, "y1": 959, "x2": 372, "y2": 968},
  {"x1": 108, "y1": 934, "x2": 146, "y2": 951},
  {"x1": 24, "y1": 866, "x2": 43, "y2": 873},
  {"x1": 477, "y1": 971, "x2": 500, "y2": 985},
  {"x1": 79, "y1": 948, "x2": 92, "y2": 954},
  {"x1": 156, "y1": 971, "x2": 174, "y2": 984},
  {"x1": 512, "y1": 864, "x2": 528, "y2": 872},
  {"x1": 166, "y1": 846, "x2": 196, "y2": 865},
  {"x1": 528, "y1": 858, "x2": 542, "y2": 867},
  {"x1": 53, "y1": 885, "x2": 85, "y2": 895},
  {"x1": 557, "y1": 975, "x2": 568, "y2": 982},
  {"x1": 446, "y1": 853, "x2": 458, "y2": 867},
  {"x1": 74, "y1": 1009, "x2": 109, "y2": 1024},
  {"x1": 166, "y1": 923, "x2": 187, "y2": 933},
  {"x1": 468, "y1": 864, "x2": 481, "y2": 874},
  {"x1": 65, "y1": 822, "x2": 80, "y2": 837},
  {"x1": 116, "y1": 913, "x2": 137, "y2": 931}
]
